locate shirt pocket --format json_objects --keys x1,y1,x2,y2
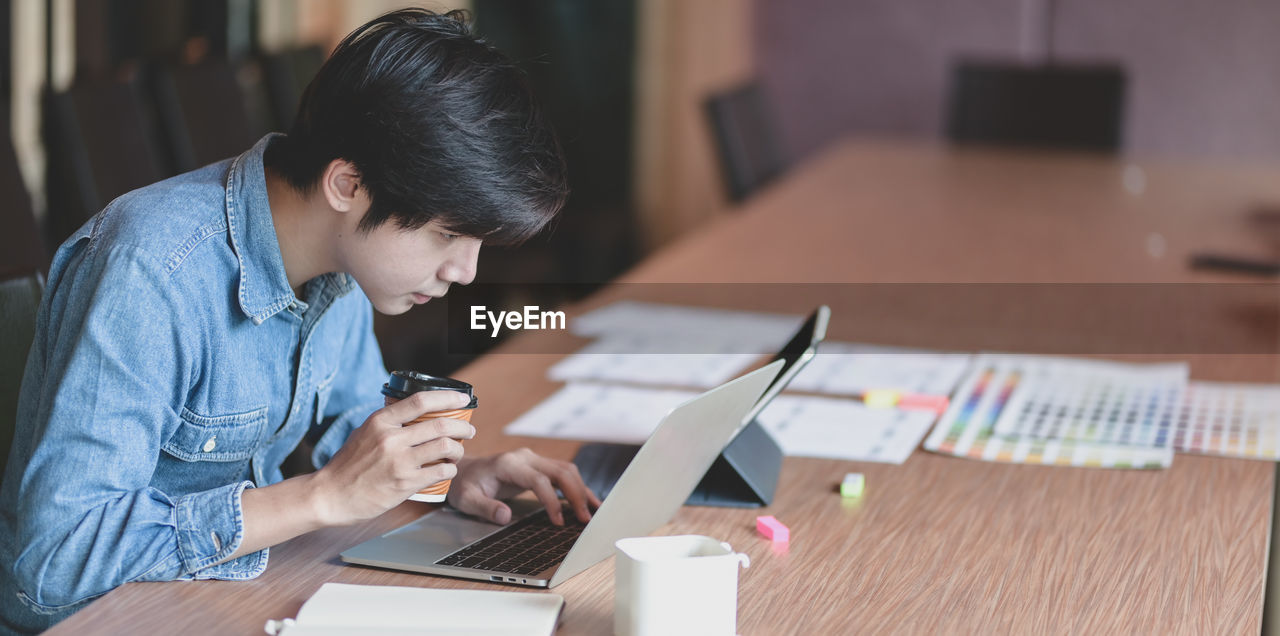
[{"x1": 163, "y1": 406, "x2": 268, "y2": 462}]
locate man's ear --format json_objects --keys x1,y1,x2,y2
[{"x1": 319, "y1": 159, "x2": 367, "y2": 213}]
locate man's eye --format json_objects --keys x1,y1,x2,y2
[{"x1": 440, "y1": 232, "x2": 461, "y2": 241}]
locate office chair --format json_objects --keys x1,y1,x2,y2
[
  {"x1": 44, "y1": 73, "x2": 170, "y2": 248},
  {"x1": 705, "y1": 81, "x2": 788, "y2": 202},
  {"x1": 0, "y1": 274, "x2": 42, "y2": 477},
  {"x1": 150, "y1": 60, "x2": 260, "y2": 173},
  {"x1": 0, "y1": 131, "x2": 45, "y2": 278},
  {"x1": 260, "y1": 46, "x2": 326, "y2": 131},
  {"x1": 946, "y1": 60, "x2": 1126, "y2": 153}
]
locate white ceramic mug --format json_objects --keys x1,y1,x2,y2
[{"x1": 614, "y1": 535, "x2": 751, "y2": 636}]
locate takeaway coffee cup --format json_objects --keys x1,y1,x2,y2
[
  {"x1": 381, "y1": 370, "x2": 478, "y2": 503},
  {"x1": 614, "y1": 535, "x2": 751, "y2": 636}
]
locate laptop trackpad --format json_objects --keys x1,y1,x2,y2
[{"x1": 374, "y1": 498, "x2": 546, "y2": 559}]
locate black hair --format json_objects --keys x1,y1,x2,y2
[{"x1": 264, "y1": 8, "x2": 568, "y2": 245}]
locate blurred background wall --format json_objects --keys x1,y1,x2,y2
[
  {"x1": 3, "y1": 0, "x2": 1278, "y2": 373},
  {"x1": 757, "y1": 0, "x2": 1280, "y2": 161}
]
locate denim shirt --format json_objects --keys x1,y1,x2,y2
[{"x1": 0, "y1": 134, "x2": 388, "y2": 634}]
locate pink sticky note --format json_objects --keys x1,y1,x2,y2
[
  {"x1": 756, "y1": 515, "x2": 789, "y2": 543},
  {"x1": 898, "y1": 393, "x2": 950, "y2": 413}
]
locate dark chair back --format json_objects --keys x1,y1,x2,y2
[
  {"x1": 260, "y1": 46, "x2": 326, "y2": 131},
  {"x1": 44, "y1": 74, "x2": 170, "y2": 247},
  {"x1": 705, "y1": 82, "x2": 787, "y2": 202},
  {"x1": 0, "y1": 132, "x2": 45, "y2": 278},
  {"x1": 150, "y1": 60, "x2": 260, "y2": 172},
  {"x1": 946, "y1": 61, "x2": 1126, "y2": 152},
  {"x1": 0, "y1": 274, "x2": 42, "y2": 478}
]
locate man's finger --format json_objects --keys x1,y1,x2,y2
[
  {"x1": 402, "y1": 417, "x2": 475, "y2": 446},
  {"x1": 449, "y1": 481, "x2": 512, "y2": 525},
  {"x1": 535, "y1": 456, "x2": 594, "y2": 523},
  {"x1": 488, "y1": 500, "x2": 512, "y2": 525},
  {"x1": 415, "y1": 460, "x2": 458, "y2": 491},
  {"x1": 411, "y1": 436, "x2": 465, "y2": 466},
  {"x1": 375, "y1": 390, "x2": 471, "y2": 425},
  {"x1": 517, "y1": 467, "x2": 565, "y2": 525}
]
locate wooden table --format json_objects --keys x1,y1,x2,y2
[{"x1": 51, "y1": 140, "x2": 1280, "y2": 634}]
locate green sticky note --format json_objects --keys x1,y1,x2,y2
[{"x1": 841, "y1": 472, "x2": 865, "y2": 498}]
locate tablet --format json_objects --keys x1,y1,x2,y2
[
  {"x1": 740, "y1": 305, "x2": 829, "y2": 428},
  {"x1": 572, "y1": 304, "x2": 830, "y2": 507}
]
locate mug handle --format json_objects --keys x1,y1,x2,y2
[{"x1": 720, "y1": 542, "x2": 751, "y2": 569}]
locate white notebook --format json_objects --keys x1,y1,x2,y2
[{"x1": 264, "y1": 583, "x2": 564, "y2": 636}]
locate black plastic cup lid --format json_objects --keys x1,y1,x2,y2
[{"x1": 382, "y1": 370, "x2": 477, "y2": 408}]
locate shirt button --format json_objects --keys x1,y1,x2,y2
[{"x1": 203, "y1": 436, "x2": 217, "y2": 453}]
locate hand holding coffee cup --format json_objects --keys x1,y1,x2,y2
[{"x1": 382, "y1": 371, "x2": 479, "y2": 503}]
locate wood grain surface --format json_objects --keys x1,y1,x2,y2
[{"x1": 48, "y1": 140, "x2": 1280, "y2": 634}]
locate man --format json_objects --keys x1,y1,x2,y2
[{"x1": 0, "y1": 9, "x2": 598, "y2": 633}]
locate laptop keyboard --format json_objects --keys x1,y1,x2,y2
[{"x1": 434, "y1": 509, "x2": 587, "y2": 576}]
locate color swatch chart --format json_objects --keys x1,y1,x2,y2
[
  {"x1": 1172, "y1": 382, "x2": 1280, "y2": 461},
  {"x1": 991, "y1": 356, "x2": 1186, "y2": 448},
  {"x1": 924, "y1": 355, "x2": 1177, "y2": 469}
]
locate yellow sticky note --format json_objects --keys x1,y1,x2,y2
[{"x1": 862, "y1": 390, "x2": 899, "y2": 409}]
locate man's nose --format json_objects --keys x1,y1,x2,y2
[{"x1": 440, "y1": 241, "x2": 480, "y2": 285}]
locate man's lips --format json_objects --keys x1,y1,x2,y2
[{"x1": 411, "y1": 293, "x2": 432, "y2": 304}]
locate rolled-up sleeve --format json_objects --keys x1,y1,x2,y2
[
  {"x1": 175, "y1": 481, "x2": 268, "y2": 578},
  {"x1": 11, "y1": 243, "x2": 266, "y2": 611}
]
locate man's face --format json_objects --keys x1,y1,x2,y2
[{"x1": 337, "y1": 218, "x2": 482, "y2": 315}]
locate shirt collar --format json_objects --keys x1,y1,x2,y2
[{"x1": 225, "y1": 134, "x2": 356, "y2": 324}]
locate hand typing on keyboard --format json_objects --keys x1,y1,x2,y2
[{"x1": 448, "y1": 448, "x2": 602, "y2": 526}]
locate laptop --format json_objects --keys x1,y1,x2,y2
[{"x1": 340, "y1": 358, "x2": 784, "y2": 588}]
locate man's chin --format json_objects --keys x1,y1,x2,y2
[{"x1": 371, "y1": 298, "x2": 415, "y2": 316}]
